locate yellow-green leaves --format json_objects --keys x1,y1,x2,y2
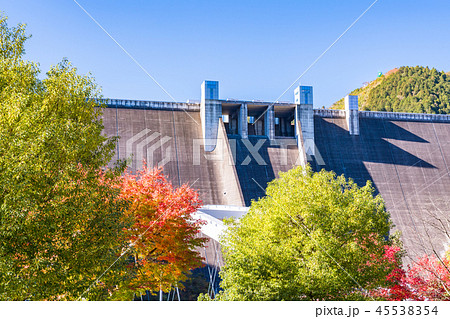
[
  {"x1": 219, "y1": 166, "x2": 398, "y2": 301},
  {"x1": 0, "y1": 16, "x2": 128, "y2": 300},
  {"x1": 0, "y1": 15, "x2": 29, "y2": 60}
]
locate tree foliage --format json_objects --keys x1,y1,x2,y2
[
  {"x1": 405, "y1": 253, "x2": 450, "y2": 300},
  {"x1": 371, "y1": 251, "x2": 450, "y2": 301},
  {"x1": 332, "y1": 66, "x2": 450, "y2": 114},
  {"x1": 0, "y1": 15, "x2": 208, "y2": 300},
  {"x1": 217, "y1": 166, "x2": 401, "y2": 300},
  {"x1": 0, "y1": 14, "x2": 130, "y2": 300},
  {"x1": 112, "y1": 167, "x2": 206, "y2": 300}
]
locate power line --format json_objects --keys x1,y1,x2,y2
[{"x1": 253, "y1": 0, "x2": 380, "y2": 125}]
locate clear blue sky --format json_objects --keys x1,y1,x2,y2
[{"x1": 2, "y1": 0, "x2": 450, "y2": 107}]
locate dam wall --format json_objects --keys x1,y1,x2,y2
[
  {"x1": 312, "y1": 110, "x2": 450, "y2": 260},
  {"x1": 100, "y1": 82, "x2": 450, "y2": 261}
]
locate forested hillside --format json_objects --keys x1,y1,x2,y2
[{"x1": 331, "y1": 66, "x2": 450, "y2": 114}]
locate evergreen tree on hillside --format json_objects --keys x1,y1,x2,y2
[{"x1": 332, "y1": 66, "x2": 450, "y2": 114}]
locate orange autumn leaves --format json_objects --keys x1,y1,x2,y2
[{"x1": 118, "y1": 166, "x2": 206, "y2": 293}]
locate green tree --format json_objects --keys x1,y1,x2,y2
[
  {"x1": 217, "y1": 166, "x2": 401, "y2": 301},
  {"x1": 0, "y1": 15, "x2": 129, "y2": 300},
  {"x1": 331, "y1": 66, "x2": 450, "y2": 114}
]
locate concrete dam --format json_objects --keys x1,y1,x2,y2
[{"x1": 101, "y1": 81, "x2": 450, "y2": 264}]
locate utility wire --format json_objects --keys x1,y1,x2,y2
[{"x1": 254, "y1": 0, "x2": 380, "y2": 125}]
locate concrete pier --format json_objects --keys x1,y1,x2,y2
[
  {"x1": 345, "y1": 95, "x2": 359, "y2": 135},
  {"x1": 264, "y1": 105, "x2": 275, "y2": 140},
  {"x1": 201, "y1": 81, "x2": 222, "y2": 152},
  {"x1": 295, "y1": 86, "x2": 315, "y2": 157},
  {"x1": 238, "y1": 103, "x2": 248, "y2": 139}
]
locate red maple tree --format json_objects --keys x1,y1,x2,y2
[
  {"x1": 369, "y1": 249, "x2": 450, "y2": 301},
  {"x1": 403, "y1": 253, "x2": 450, "y2": 300},
  {"x1": 118, "y1": 166, "x2": 206, "y2": 296}
]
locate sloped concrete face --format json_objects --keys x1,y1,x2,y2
[
  {"x1": 229, "y1": 136, "x2": 300, "y2": 206},
  {"x1": 101, "y1": 96, "x2": 450, "y2": 270},
  {"x1": 101, "y1": 106, "x2": 299, "y2": 207},
  {"x1": 101, "y1": 107, "x2": 243, "y2": 206},
  {"x1": 313, "y1": 116, "x2": 450, "y2": 261},
  {"x1": 215, "y1": 119, "x2": 246, "y2": 206}
]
